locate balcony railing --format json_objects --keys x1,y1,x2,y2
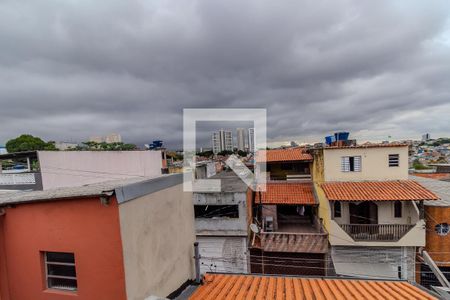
[
  {"x1": 0, "y1": 173, "x2": 36, "y2": 185},
  {"x1": 340, "y1": 224, "x2": 415, "y2": 242}
]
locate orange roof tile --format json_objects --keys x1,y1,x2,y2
[
  {"x1": 189, "y1": 273, "x2": 437, "y2": 300},
  {"x1": 255, "y1": 182, "x2": 316, "y2": 205},
  {"x1": 256, "y1": 148, "x2": 313, "y2": 163},
  {"x1": 321, "y1": 180, "x2": 439, "y2": 201}
]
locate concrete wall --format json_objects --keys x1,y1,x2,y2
[
  {"x1": 194, "y1": 192, "x2": 247, "y2": 234},
  {"x1": 323, "y1": 147, "x2": 408, "y2": 181},
  {"x1": 311, "y1": 149, "x2": 332, "y2": 232},
  {"x1": 118, "y1": 184, "x2": 195, "y2": 300},
  {"x1": 38, "y1": 151, "x2": 163, "y2": 190},
  {"x1": 197, "y1": 236, "x2": 248, "y2": 274},
  {"x1": 331, "y1": 246, "x2": 416, "y2": 281},
  {"x1": 332, "y1": 201, "x2": 419, "y2": 225}
]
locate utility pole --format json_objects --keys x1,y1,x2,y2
[{"x1": 194, "y1": 242, "x2": 201, "y2": 284}]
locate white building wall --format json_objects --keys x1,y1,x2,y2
[
  {"x1": 38, "y1": 151, "x2": 163, "y2": 190},
  {"x1": 323, "y1": 146, "x2": 409, "y2": 181},
  {"x1": 332, "y1": 201, "x2": 419, "y2": 225},
  {"x1": 331, "y1": 246, "x2": 416, "y2": 281}
]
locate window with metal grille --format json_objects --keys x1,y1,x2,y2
[
  {"x1": 44, "y1": 252, "x2": 77, "y2": 291},
  {"x1": 341, "y1": 156, "x2": 361, "y2": 172},
  {"x1": 389, "y1": 154, "x2": 399, "y2": 167}
]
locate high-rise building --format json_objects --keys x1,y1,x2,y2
[
  {"x1": 422, "y1": 133, "x2": 431, "y2": 141},
  {"x1": 248, "y1": 128, "x2": 255, "y2": 153},
  {"x1": 211, "y1": 129, "x2": 233, "y2": 154},
  {"x1": 236, "y1": 128, "x2": 247, "y2": 152}
]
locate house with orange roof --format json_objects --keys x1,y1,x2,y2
[
  {"x1": 249, "y1": 148, "x2": 329, "y2": 276},
  {"x1": 311, "y1": 143, "x2": 439, "y2": 281},
  {"x1": 185, "y1": 273, "x2": 438, "y2": 300}
]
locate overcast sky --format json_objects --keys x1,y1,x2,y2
[{"x1": 1, "y1": 0, "x2": 449, "y2": 149}]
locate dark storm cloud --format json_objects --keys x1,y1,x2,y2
[{"x1": 0, "y1": 0, "x2": 449, "y2": 148}]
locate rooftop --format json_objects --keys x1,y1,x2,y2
[
  {"x1": 0, "y1": 173, "x2": 183, "y2": 206},
  {"x1": 410, "y1": 175, "x2": 450, "y2": 207},
  {"x1": 255, "y1": 182, "x2": 316, "y2": 205},
  {"x1": 324, "y1": 143, "x2": 409, "y2": 150},
  {"x1": 207, "y1": 171, "x2": 249, "y2": 192},
  {"x1": 256, "y1": 148, "x2": 313, "y2": 163},
  {"x1": 321, "y1": 180, "x2": 439, "y2": 201},
  {"x1": 189, "y1": 273, "x2": 436, "y2": 300}
]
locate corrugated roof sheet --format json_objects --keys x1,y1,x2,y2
[
  {"x1": 410, "y1": 175, "x2": 450, "y2": 207},
  {"x1": 256, "y1": 148, "x2": 313, "y2": 163},
  {"x1": 0, "y1": 174, "x2": 181, "y2": 206},
  {"x1": 256, "y1": 182, "x2": 316, "y2": 205},
  {"x1": 321, "y1": 180, "x2": 439, "y2": 201},
  {"x1": 189, "y1": 273, "x2": 436, "y2": 300}
]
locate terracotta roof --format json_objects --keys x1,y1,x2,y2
[
  {"x1": 256, "y1": 148, "x2": 313, "y2": 163},
  {"x1": 325, "y1": 143, "x2": 409, "y2": 150},
  {"x1": 260, "y1": 233, "x2": 328, "y2": 253},
  {"x1": 412, "y1": 173, "x2": 450, "y2": 180},
  {"x1": 190, "y1": 273, "x2": 436, "y2": 300},
  {"x1": 321, "y1": 180, "x2": 439, "y2": 201},
  {"x1": 255, "y1": 182, "x2": 316, "y2": 205}
]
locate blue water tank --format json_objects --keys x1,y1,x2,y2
[
  {"x1": 325, "y1": 136, "x2": 335, "y2": 145},
  {"x1": 334, "y1": 132, "x2": 349, "y2": 141}
]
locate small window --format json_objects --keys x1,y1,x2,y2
[
  {"x1": 435, "y1": 223, "x2": 450, "y2": 236},
  {"x1": 334, "y1": 202, "x2": 342, "y2": 218},
  {"x1": 341, "y1": 156, "x2": 361, "y2": 172},
  {"x1": 394, "y1": 201, "x2": 402, "y2": 218},
  {"x1": 44, "y1": 252, "x2": 77, "y2": 291},
  {"x1": 194, "y1": 205, "x2": 239, "y2": 218},
  {"x1": 389, "y1": 154, "x2": 399, "y2": 167}
]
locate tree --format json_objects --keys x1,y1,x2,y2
[
  {"x1": 70, "y1": 141, "x2": 138, "y2": 151},
  {"x1": 5, "y1": 134, "x2": 57, "y2": 153},
  {"x1": 237, "y1": 150, "x2": 248, "y2": 157}
]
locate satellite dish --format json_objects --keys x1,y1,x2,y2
[{"x1": 250, "y1": 223, "x2": 259, "y2": 234}]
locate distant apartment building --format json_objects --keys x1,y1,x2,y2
[
  {"x1": 212, "y1": 129, "x2": 233, "y2": 154},
  {"x1": 0, "y1": 150, "x2": 166, "y2": 191},
  {"x1": 236, "y1": 128, "x2": 247, "y2": 152},
  {"x1": 311, "y1": 144, "x2": 438, "y2": 281},
  {"x1": 423, "y1": 133, "x2": 431, "y2": 141},
  {"x1": 248, "y1": 128, "x2": 255, "y2": 153},
  {"x1": 0, "y1": 174, "x2": 196, "y2": 300},
  {"x1": 193, "y1": 171, "x2": 250, "y2": 274},
  {"x1": 248, "y1": 148, "x2": 329, "y2": 276}
]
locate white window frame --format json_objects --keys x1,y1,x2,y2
[
  {"x1": 44, "y1": 252, "x2": 77, "y2": 291},
  {"x1": 341, "y1": 156, "x2": 361, "y2": 172}
]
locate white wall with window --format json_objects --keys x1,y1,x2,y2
[
  {"x1": 323, "y1": 146, "x2": 409, "y2": 181},
  {"x1": 331, "y1": 201, "x2": 419, "y2": 225}
]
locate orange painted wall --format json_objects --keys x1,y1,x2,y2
[
  {"x1": 0, "y1": 197, "x2": 127, "y2": 300},
  {"x1": 425, "y1": 206, "x2": 450, "y2": 266}
]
